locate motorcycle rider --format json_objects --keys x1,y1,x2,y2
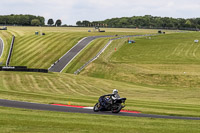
[
  {"x1": 112, "y1": 89, "x2": 120, "y2": 100},
  {"x1": 99, "y1": 89, "x2": 120, "y2": 109}
]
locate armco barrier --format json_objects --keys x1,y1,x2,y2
[
  {"x1": 6, "y1": 35, "x2": 15, "y2": 66},
  {"x1": 0, "y1": 66, "x2": 48, "y2": 73}
]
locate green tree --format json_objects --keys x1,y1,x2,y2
[
  {"x1": 47, "y1": 19, "x2": 54, "y2": 26},
  {"x1": 31, "y1": 19, "x2": 41, "y2": 26},
  {"x1": 19, "y1": 15, "x2": 30, "y2": 25},
  {"x1": 37, "y1": 16, "x2": 45, "y2": 26},
  {"x1": 82, "y1": 20, "x2": 90, "y2": 27},
  {"x1": 55, "y1": 19, "x2": 62, "y2": 26},
  {"x1": 119, "y1": 18, "x2": 128, "y2": 27},
  {"x1": 76, "y1": 21, "x2": 82, "y2": 26},
  {"x1": 185, "y1": 20, "x2": 192, "y2": 27}
]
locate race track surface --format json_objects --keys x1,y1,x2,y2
[
  {"x1": 0, "y1": 99, "x2": 200, "y2": 120},
  {"x1": 49, "y1": 36, "x2": 112, "y2": 72},
  {"x1": 0, "y1": 38, "x2": 3, "y2": 58}
]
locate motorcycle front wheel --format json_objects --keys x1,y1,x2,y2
[
  {"x1": 93, "y1": 103, "x2": 100, "y2": 112},
  {"x1": 111, "y1": 104, "x2": 122, "y2": 113}
]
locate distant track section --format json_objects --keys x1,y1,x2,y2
[
  {"x1": 0, "y1": 37, "x2": 3, "y2": 58},
  {"x1": 49, "y1": 36, "x2": 113, "y2": 72},
  {"x1": 0, "y1": 99, "x2": 199, "y2": 120},
  {"x1": 6, "y1": 35, "x2": 15, "y2": 66},
  {"x1": 74, "y1": 34, "x2": 157, "y2": 74}
]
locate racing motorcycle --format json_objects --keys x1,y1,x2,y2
[{"x1": 93, "y1": 94, "x2": 126, "y2": 113}]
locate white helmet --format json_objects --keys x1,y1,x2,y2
[{"x1": 113, "y1": 89, "x2": 118, "y2": 94}]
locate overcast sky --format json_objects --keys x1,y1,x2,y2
[{"x1": 0, "y1": 0, "x2": 200, "y2": 25}]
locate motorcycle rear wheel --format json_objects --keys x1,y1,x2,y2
[{"x1": 93, "y1": 103, "x2": 100, "y2": 112}]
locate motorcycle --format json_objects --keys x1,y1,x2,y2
[{"x1": 93, "y1": 94, "x2": 126, "y2": 113}]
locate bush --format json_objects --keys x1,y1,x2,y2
[{"x1": 31, "y1": 19, "x2": 41, "y2": 26}]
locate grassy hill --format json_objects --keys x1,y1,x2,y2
[{"x1": 80, "y1": 32, "x2": 200, "y2": 88}]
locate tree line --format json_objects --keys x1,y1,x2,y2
[
  {"x1": 0, "y1": 14, "x2": 45, "y2": 26},
  {"x1": 0, "y1": 15, "x2": 62, "y2": 26},
  {"x1": 76, "y1": 15, "x2": 200, "y2": 30}
]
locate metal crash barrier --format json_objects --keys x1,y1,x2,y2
[{"x1": 0, "y1": 66, "x2": 48, "y2": 73}]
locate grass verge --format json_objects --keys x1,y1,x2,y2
[{"x1": 0, "y1": 106, "x2": 199, "y2": 133}]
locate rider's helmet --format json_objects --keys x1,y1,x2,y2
[{"x1": 113, "y1": 89, "x2": 118, "y2": 94}]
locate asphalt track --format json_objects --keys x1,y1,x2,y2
[
  {"x1": 0, "y1": 37, "x2": 3, "y2": 58},
  {"x1": 49, "y1": 36, "x2": 113, "y2": 72},
  {"x1": 0, "y1": 99, "x2": 200, "y2": 120}
]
